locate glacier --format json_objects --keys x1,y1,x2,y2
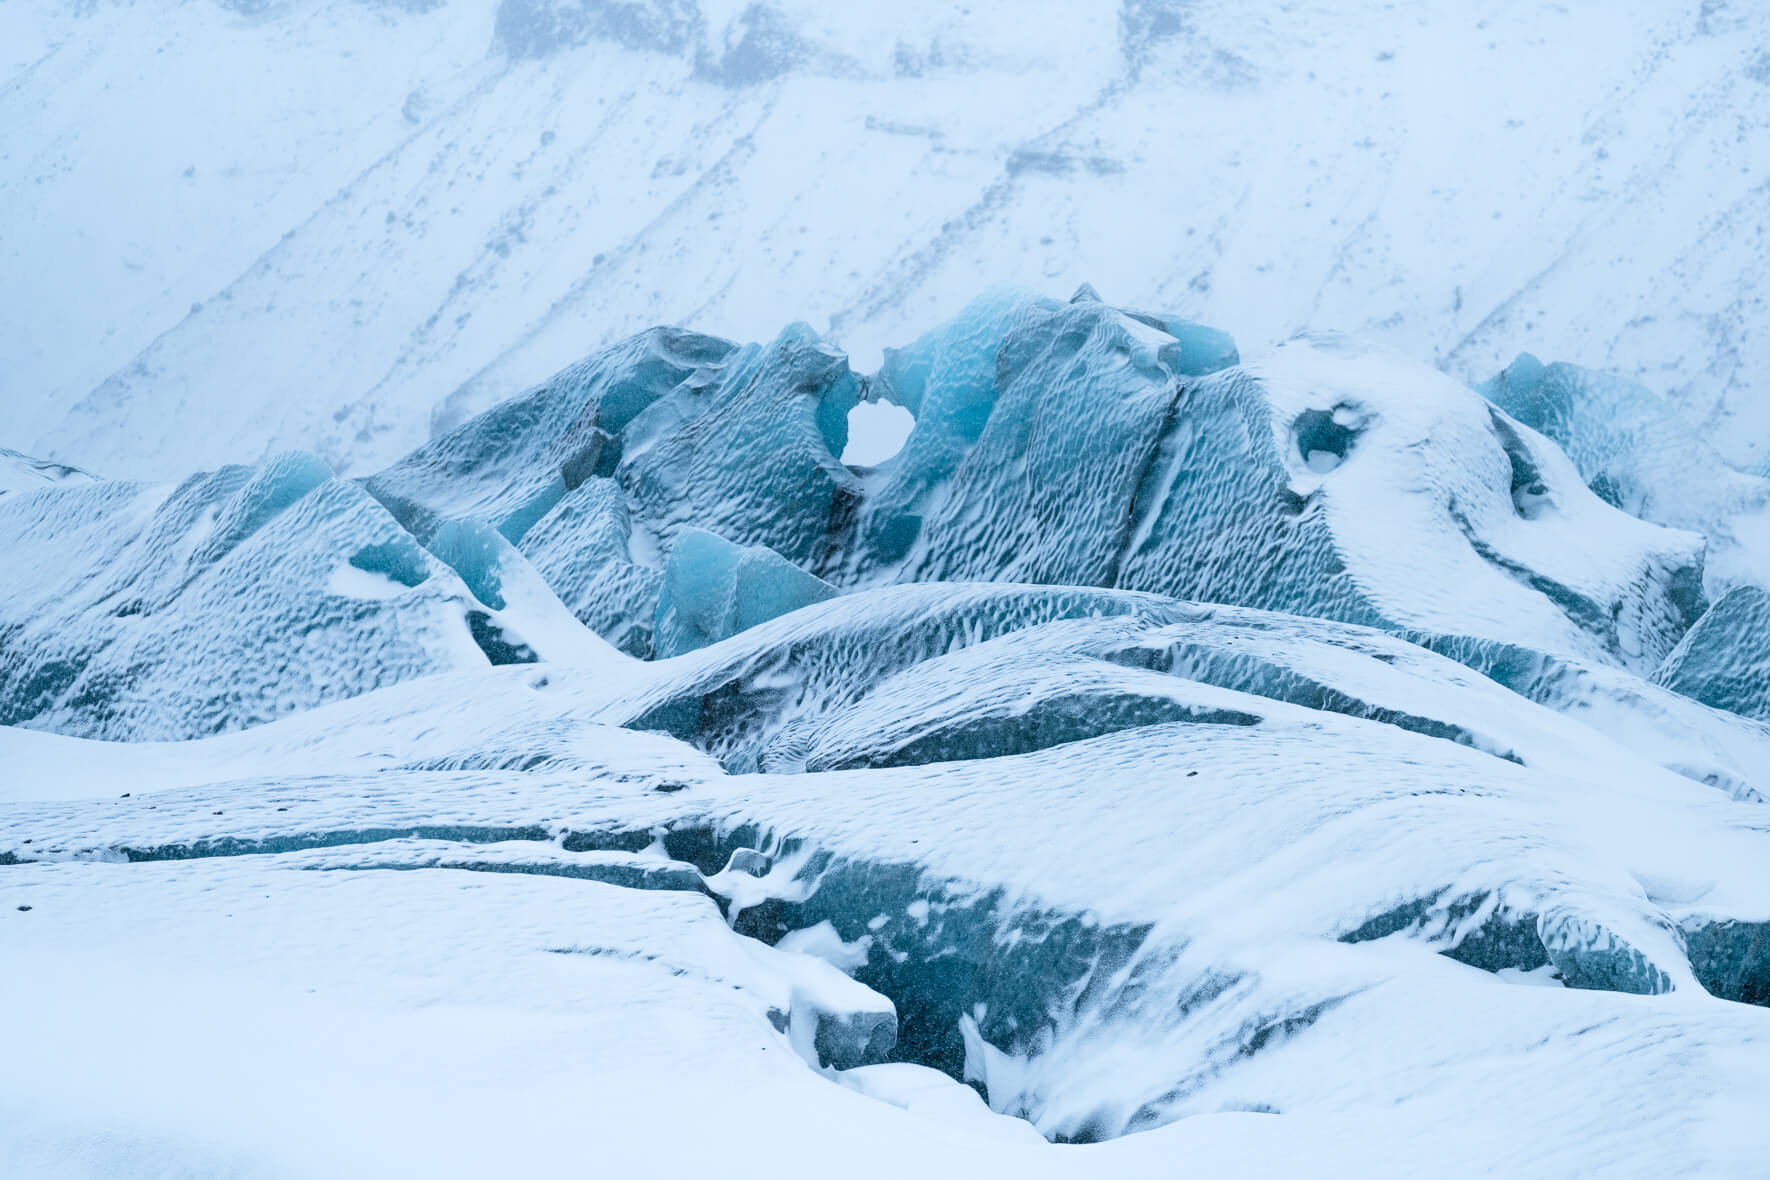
[
  {"x1": 0, "y1": 449, "x2": 627, "y2": 741},
  {"x1": 4, "y1": 279, "x2": 1770, "y2": 1178}
]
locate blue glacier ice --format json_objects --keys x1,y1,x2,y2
[
  {"x1": 1653, "y1": 586, "x2": 1770, "y2": 723},
  {"x1": 339, "y1": 291, "x2": 1714, "y2": 678},
  {"x1": 1480, "y1": 353, "x2": 1770, "y2": 594},
  {"x1": 363, "y1": 321, "x2": 861, "y2": 654},
  {"x1": 846, "y1": 287, "x2": 1052, "y2": 578},
  {"x1": 1069, "y1": 281, "x2": 1242, "y2": 376},
  {"x1": 870, "y1": 294, "x2": 1195, "y2": 589},
  {"x1": 844, "y1": 286, "x2": 1239, "y2": 585},
  {"x1": 517, "y1": 476, "x2": 663, "y2": 657},
  {"x1": 838, "y1": 299, "x2": 1705, "y2": 672},
  {"x1": 653, "y1": 527, "x2": 839, "y2": 658},
  {"x1": 0, "y1": 453, "x2": 495, "y2": 739},
  {"x1": 616, "y1": 321, "x2": 863, "y2": 567},
  {"x1": 362, "y1": 326, "x2": 738, "y2": 544},
  {"x1": 425, "y1": 516, "x2": 626, "y2": 666}
]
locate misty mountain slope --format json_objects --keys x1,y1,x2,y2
[{"x1": 6, "y1": 0, "x2": 1768, "y2": 478}]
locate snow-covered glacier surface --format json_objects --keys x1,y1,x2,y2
[{"x1": 4, "y1": 287, "x2": 1770, "y2": 1178}]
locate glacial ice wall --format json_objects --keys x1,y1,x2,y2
[
  {"x1": 1, "y1": 285, "x2": 1745, "y2": 739},
  {"x1": 346, "y1": 286, "x2": 1712, "y2": 678}
]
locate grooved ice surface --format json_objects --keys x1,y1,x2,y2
[
  {"x1": 361, "y1": 321, "x2": 861, "y2": 654},
  {"x1": 362, "y1": 326, "x2": 738, "y2": 544},
  {"x1": 616, "y1": 322, "x2": 863, "y2": 566},
  {"x1": 884, "y1": 296, "x2": 1197, "y2": 588},
  {"x1": 1654, "y1": 587, "x2": 1770, "y2": 723},
  {"x1": 0, "y1": 453, "x2": 495, "y2": 740},
  {"x1": 844, "y1": 300, "x2": 1704, "y2": 672},
  {"x1": 518, "y1": 477, "x2": 663, "y2": 656},
  {"x1": 333, "y1": 294, "x2": 1716, "y2": 679}
]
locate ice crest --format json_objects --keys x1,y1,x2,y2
[
  {"x1": 1480, "y1": 353, "x2": 1770, "y2": 595},
  {"x1": 0, "y1": 454, "x2": 496, "y2": 739}
]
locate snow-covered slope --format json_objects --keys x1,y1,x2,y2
[
  {"x1": 6, "y1": 0, "x2": 1770, "y2": 478},
  {"x1": 7, "y1": 273, "x2": 1770, "y2": 1175},
  {"x1": 5, "y1": 584, "x2": 1769, "y2": 1173}
]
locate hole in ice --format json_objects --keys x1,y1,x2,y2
[
  {"x1": 1293, "y1": 406, "x2": 1360, "y2": 472},
  {"x1": 843, "y1": 399, "x2": 914, "y2": 467}
]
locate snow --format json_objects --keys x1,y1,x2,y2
[
  {"x1": 9, "y1": 854, "x2": 1523, "y2": 1178},
  {"x1": 7, "y1": 18, "x2": 1770, "y2": 1161},
  {"x1": 8, "y1": 1, "x2": 1770, "y2": 482},
  {"x1": 1480, "y1": 353, "x2": 1770, "y2": 595},
  {"x1": 1240, "y1": 334, "x2": 1706, "y2": 670},
  {"x1": 4, "y1": 599, "x2": 1768, "y2": 1170},
  {"x1": 0, "y1": 447, "x2": 97, "y2": 496}
]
